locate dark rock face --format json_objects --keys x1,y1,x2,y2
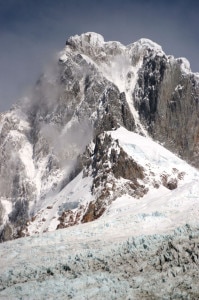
[
  {"x1": 90, "y1": 133, "x2": 146, "y2": 196},
  {"x1": 81, "y1": 133, "x2": 147, "y2": 223},
  {"x1": 134, "y1": 53, "x2": 199, "y2": 167},
  {"x1": 134, "y1": 53, "x2": 167, "y2": 125}
]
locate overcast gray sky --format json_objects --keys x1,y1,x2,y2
[{"x1": 0, "y1": 0, "x2": 198, "y2": 111}]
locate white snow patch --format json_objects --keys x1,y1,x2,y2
[
  {"x1": 18, "y1": 141, "x2": 35, "y2": 179},
  {"x1": 28, "y1": 171, "x2": 94, "y2": 235},
  {"x1": 59, "y1": 52, "x2": 68, "y2": 63},
  {"x1": 109, "y1": 126, "x2": 198, "y2": 180},
  {"x1": 68, "y1": 32, "x2": 105, "y2": 48},
  {"x1": 133, "y1": 38, "x2": 163, "y2": 52},
  {"x1": 0, "y1": 199, "x2": 12, "y2": 227},
  {"x1": 175, "y1": 84, "x2": 184, "y2": 91},
  {"x1": 177, "y1": 57, "x2": 191, "y2": 74}
]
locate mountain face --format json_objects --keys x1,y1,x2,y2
[{"x1": 0, "y1": 32, "x2": 199, "y2": 242}]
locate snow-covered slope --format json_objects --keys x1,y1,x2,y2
[
  {"x1": 24, "y1": 126, "x2": 199, "y2": 238},
  {"x1": 0, "y1": 177, "x2": 199, "y2": 298},
  {"x1": 1, "y1": 125, "x2": 199, "y2": 297}
]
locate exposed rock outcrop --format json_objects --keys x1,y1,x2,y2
[{"x1": 134, "y1": 51, "x2": 199, "y2": 167}]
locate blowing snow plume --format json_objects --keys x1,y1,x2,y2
[{"x1": 41, "y1": 119, "x2": 93, "y2": 167}]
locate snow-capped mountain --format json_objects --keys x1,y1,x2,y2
[
  {"x1": 0, "y1": 32, "x2": 199, "y2": 299},
  {"x1": 0, "y1": 32, "x2": 199, "y2": 243}
]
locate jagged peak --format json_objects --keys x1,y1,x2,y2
[
  {"x1": 137, "y1": 38, "x2": 162, "y2": 50},
  {"x1": 66, "y1": 32, "x2": 105, "y2": 48},
  {"x1": 66, "y1": 33, "x2": 163, "y2": 52},
  {"x1": 64, "y1": 34, "x2": 194, "y2": 78},
  {"x1": 127, "y1": 38, "x2": 164, "y2": 55},
  {"x1": 64, "y1": 32, "x2": 165, "y2": 62}
]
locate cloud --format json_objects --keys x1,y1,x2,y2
[
  {"x1": 19, "y1": 55, "x2": 93, "y2": 169},
  {"x1": 41, "y1": 120, "x2": 93, "y2": 165}
]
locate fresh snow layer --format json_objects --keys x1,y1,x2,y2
[
  {"x1": 177, "y1": 57, "x2": 191, "y2": 74},
  {"x1": 110, "y1": 127, "x2": 198, "y2": 179},
  {"x1": 69, "y1": 32, "x2": 105, "y2": 47},
  {"x1": 103, "y1": 127, "x2": 199, "y2": 235},
  {"x1": 28, "y1": 171, "x2": 94, "y2": 235},
  {"x1": 29, "y1": 126, "x2": 199, "y2": 236},
  {"x1": 128, "y1": 38, "x2": 163, "y2": 53}
]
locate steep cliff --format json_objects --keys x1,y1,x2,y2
[{"x1": 134, "y1": 50, "x2": 199, "y2": 167}]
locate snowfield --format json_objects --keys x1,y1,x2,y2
[
  {"x1": 0, "y1": 127, "x2": 199, "y2": 299},
  {"x1": 25, "y1": 126, "x2": 199, "y2": 236}
]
